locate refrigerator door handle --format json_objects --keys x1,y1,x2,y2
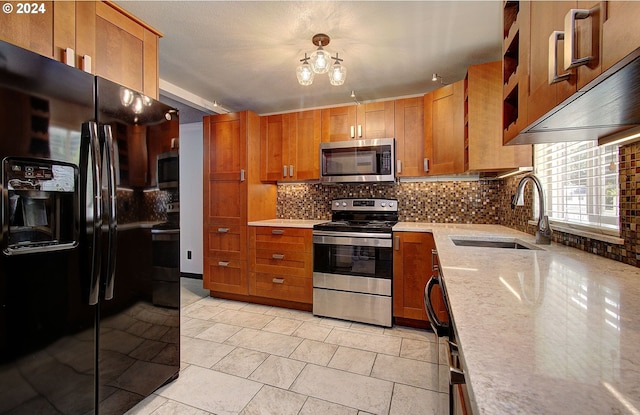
[
  {"x1": 103, "y1": 125, "x2": 118, "y2": 301},
  {"x1": 88, "y1": 122, "x2": 103, "y2": 306}
]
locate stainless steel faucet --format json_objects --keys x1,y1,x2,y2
[{"x1": 511, "y1": 174, "x2": 552, "y2": 245}]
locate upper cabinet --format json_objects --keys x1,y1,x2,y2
[
  {"x1": 503, "y1": 0, "x2": 640, "y2": 145},
  {"x1": 0, "y1": 1, "x2": 161, "y2": 99},
  {"x1": 260, "y1": 110, "x2": 322, "y2": 182},
  {"x1": 465, "y1": 61, "x2": 531, "y2": 171},
  {"x1": 395, "y1": 97, "x2": 426, "y2": 177},
  {"x1": 424, "y1": 81, "x2": 465, "y2": 175},
  {"x1": 321, "y1": 101, "x2": 395, "y2": 141},
  {"x1": 94, "y1": 2, "x2": 160, "y2": 98}
]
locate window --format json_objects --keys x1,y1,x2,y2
[{"x1": 534, "y1": 141, "x2": 619, "y2": 234}]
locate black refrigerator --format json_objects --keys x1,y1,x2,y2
[{"x1": 0, "y1": 40, "x2": 180, "y2": 414}]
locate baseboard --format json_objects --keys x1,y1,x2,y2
[{"x1": 181, "y1": 273, "x2": 203, "y2": 280}]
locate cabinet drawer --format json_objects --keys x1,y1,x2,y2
[
  {"x1": 250, "y1": 227, "x2": 312, "y2": 252},
  {"x1": 204, "y1": 256, "x2": 248, "y2": 295},
  {"x1": 249, "y1": 272, "x2": 312, "y2": 304},
  {"x1": 206, "y1": 225, "x2": 246, "y2": 259},
  {"x1": 250, "y1": 249, "x2": 311, "y2": 277}
]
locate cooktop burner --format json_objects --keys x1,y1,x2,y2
[{"x1": 313, "y1": 198, "x2": 399, "y2": 233}]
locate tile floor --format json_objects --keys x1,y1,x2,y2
[{"x1": 125, "y1": 278, "x2": 448, "y2": 415}]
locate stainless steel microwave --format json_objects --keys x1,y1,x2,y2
[
  {"x1": 320, "y1": 138, "x2": 395, "y2": 183},
  {"x1": 157, "y1": 151, "x2": 179, "y2": 189}
]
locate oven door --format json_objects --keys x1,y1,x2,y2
[{"x1": 312, "y1": 233, "x2": 393, "y2": 279}]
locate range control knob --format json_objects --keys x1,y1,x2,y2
[
  {"x1": 342, "y1": 202, "x2": 348, "y2": 207},
  {"x1": 381, "y1": 202, "x2": 386, "y2": 207},
  {"x1": 389, "y1": 202, "x2": 394, "y2": 207},
  {"x1": 335, "y1": 202, "x2": 340, "y2": 207}
]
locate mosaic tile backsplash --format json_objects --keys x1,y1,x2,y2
[{"x1": 277, "y1": 142, "x2": 640, "y2": 268}]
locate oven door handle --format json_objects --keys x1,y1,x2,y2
[
  {"x1": 313, "y1": 234, "x2": 392, "y2": 247},
  {"x1": 424, "y1": 276, "x2": 449, "y2": 337}
]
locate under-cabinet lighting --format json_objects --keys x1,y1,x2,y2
[
  {"x1": 495, "y1": 167, "x2": 533, "y2": 180},
  {"x1": 598, "y1": 125, "x2": 640, "y2": 146}
]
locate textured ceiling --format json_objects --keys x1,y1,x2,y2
[{"x1": 117, "y1": 1, "x2": 502, "y2": 115}]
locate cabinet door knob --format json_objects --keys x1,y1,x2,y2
[
  {"x1": 350, "y1": 125, "x2": 355, "y2": 138},
  {"x1": 283, "y1": 165, "x2": 288, "y2": 177},
  {"x1": 396, "y1": 160, "x2": 402, "y2": 174},
  {"x1": 423, "y1": 158, "x2": 430, "y2": 172},
  {"x1": 64, "y1": 47, "x2": 75, "y2": 67},
  {"x1": 394, "y1": 235, "x2": 400, "y2": 250},
  {"x1": 289, "y1": 165, "x2": 294, "y2": 177}
]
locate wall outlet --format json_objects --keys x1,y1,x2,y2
[{"x1": 187, "y1": 250, "x2": 192, "y2": 260}]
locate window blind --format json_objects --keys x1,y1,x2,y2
[{"x1": 534, "y1": 141, "x2": 619, "y2": 233}]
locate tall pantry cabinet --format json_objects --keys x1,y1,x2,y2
[{"x1": 203, "y1": 111, "x2": 276, "y2": 296}]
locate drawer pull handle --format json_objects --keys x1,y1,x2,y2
[
  {"x1": 564, "y1": 9, "x2": 593, "y2": 70},
  {"x1": 272, "y1": 254, "x2": 285, "y2": 260},
  {"x1": 218, "y1": 261, "x2": 229, "y2": 267},
  {"x1": 272, "y1": 278, "x2": 284, "y2": 284},
  {"x1": 271, "y1": 229, "x2": 284, "y2": 235},
  {"x1": 218, "y1": 228, "x2": 229, "y2": 233},
  {"x1": 548, "y1": 31, "x2": 571, "y2": 84}
]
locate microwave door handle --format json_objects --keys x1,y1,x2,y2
[
  {"x1": 103, "y1": 125, "x2": 118, "y2": 301},
  {"x1": 87, "y1": 122, "x2": 103, "y2": 306}
]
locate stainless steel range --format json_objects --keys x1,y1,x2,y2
[{"x1": 312, "y1": 198, "x2": 398, "y2": 327}]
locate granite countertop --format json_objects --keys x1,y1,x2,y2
[
  {"x1": 247, "y1": 219, "x2": 328, "y2": 229},
  {"x1": 394, "y1": 222, "x2": 640, "y2": 415}
]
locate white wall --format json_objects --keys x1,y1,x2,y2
[{"x1": 179, "y1": 122, "x2": 203, "y2": 274}]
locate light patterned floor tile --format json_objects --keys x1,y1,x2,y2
[
  {"x1": 292, "y1": 322, "x2": 333, "y2": 342},
  {"x1": 328, "y1": 347, "x2": 377, "y2": 376},
  {"x1": 212, "y1": 347, "x2": 269, "y2": 378},
  {"x1": 400, "y1": 338, "x2": 436, "y2": 363},
  {"x1": 195, "y1": 322, "x2": 243, "y2": 343},
  {"x1": 247, "y1": 355, "x2": 306, "y2": 389},
  {"x1": 389, "y1": 383, "x2": 444, "y2": 415},
  {"x1": 240, "y1": 385, "x2": 307, "y2": 415},
  {"x1": 325, "y1": 328, "x2": 402, "y2": 356},
  {"x1": 156, "y1": 365, "x2": 261, "y2": 415},
  {"x1": 210, "y1": 309, "x2": 275, "y2": 329},
  {"x1": 225, "y1": 328, "x2": 303, "y2": 357},
  {"x1": 181, "y1": 337, "x2": 234, "y2": 368},
  {"x1": 262, "y1": 317, "x2": 303, "y2": 335},
  {"x1": 290, "y1": 339, "x2": 338, "y2": 366},
  {"x1": 370, "y1": 354, "x2": 437, "y2": 390},
  {"x1": 299, "y1": 397, "x2": 358, "y2": 415},
  {"x1": 291, "y1": 364, "x2": 393, "y2": 415}
]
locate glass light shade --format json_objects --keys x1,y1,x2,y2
[
  {"x1": 328, "y1": 63, "x2": 347, "y2": 86},
  {"x1": 310, "y1": 47, "x2": 331, "y2": 74},
  {"x1": 296, "y1": 62, "x2": 314, "y2": 85}
]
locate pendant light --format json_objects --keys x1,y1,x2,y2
[
  {"x1": 296, "y1": 53, "x2": 315, "y2": 86},
  {"x1": 309, "y1": 34, "x2": 331, "y2": 74},
  {"x1": 328, "y1": 53, "x2": 346, "y2": 86}
]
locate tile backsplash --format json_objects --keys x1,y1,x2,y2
[
  {"x1": 277, "y1": 180, "x2": 504, "y2": 223},
  {"x1": 277, "y1": 140, "x2": 640, "y2": 268}
]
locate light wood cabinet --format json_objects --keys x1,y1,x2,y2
[
  {"x1": 95, "y1": 2, "x2": 159, "y2": 98},
  {"x1": 203, "y1": 111, "x2": 276, "y2": 296},
  {"x1": 424, "y1": 81, "x2": 465, "y2": 175},
  {"x1": 249, "y1": 227, "x2": 313, "y2": 304},
  {"x1": 260, "y1": 110, "x2": 322, "y2": 182},
  {"x1": 0, "y1": 1, "x2": 160, "y2": 98},
  {"x1": 465, "y1": 61, "x2": 531, "y2": 171},
  {"x1": 503, "y1": 0, "x2": 640, "y2": 145},
  {"x1": 321, "y1": 101, "x2": 395, "y2": 141},
  {"x1": 393, "y1": 232, "x2": 437, "y2": 322},
  {"x1": 395, "y1": 97, "x2": 427, "y2": 177}
]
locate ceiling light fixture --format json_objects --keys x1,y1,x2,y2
[{"x1": 297, "y1": 34, "x2": 347, "y2": 86}]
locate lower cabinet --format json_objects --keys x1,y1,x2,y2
[
  {"x1": 393, "y1": 231, "x2": 437, "y2": 322},
  {"x1": 249, "y1": 227, "x2": 313, "y2": 304}
]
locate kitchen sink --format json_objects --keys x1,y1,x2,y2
[{"x1": 450, "y1": 237, "x2": 541, "y2": 250}]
